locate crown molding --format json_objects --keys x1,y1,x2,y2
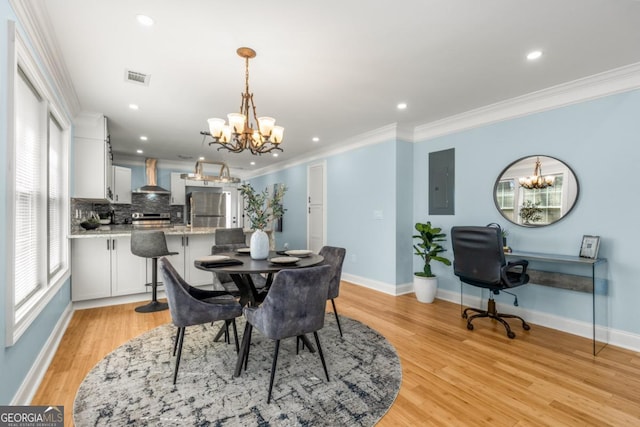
[
  {"x1": 246, "y1": 123, "x2": 400, "y2": 179},
  {"x1": 9, "y1": 0, "x2": 81, "y2": 116},
  {"x1": 414, "y1": 62, "x2": 640, "y2": 142}
]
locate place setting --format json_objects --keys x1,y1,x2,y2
[{"x1": 194, "y1": 255, "x2": 243, "y2": 268}]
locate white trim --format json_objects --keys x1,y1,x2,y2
[
  {"x1": 306, "y1": 160, "x2": 327, "y2": 251},
  {"x1": 342, "y1": 274, "x2": 412, "y2": 296},
  {"x1": 9, "y1": 0, "x2": 81, "y2": 116},
  {"x1": 246, "y1": 124, "x2": 399, "y2": 179},
  {"x1": 10, "y1": 303, "x2": 73, "y2": 405},
  {"x1": 436, "y1": 288, "x2": 640, "y2": 353},
  {"x1": 5, "y1": 22, "x2": 72, "y2": 346},
  {"x1": 414, "y1": 62, "x2": 640, "y2": 142},
  {"x1": 72, "y1": 291, "x2": 167, "y2": 310}
]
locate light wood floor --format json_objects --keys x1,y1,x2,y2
[{"x1": 33, "y1": 282, "x2": 640, "y2": 426}]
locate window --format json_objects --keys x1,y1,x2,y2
[{"x1": 6, "y1": 24, "x2": 70, "y2": 346}]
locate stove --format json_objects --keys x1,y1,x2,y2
[{"x1": 131, "y1": 212, "x2": 171, "y2": 228}]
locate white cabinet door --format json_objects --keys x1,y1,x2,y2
[
  {"x1": 185, "y1": 234, "x2": 215, "y2": 286},
  {"x1": 111, "y1": 236, "x2": 147, "y2": 296},
  {"x1": 170, "y1": 172, "x2": 186, "y2": 205},
  {"x1": 71, "y1": 238, "x2": 111, "y2": 301},
  {"x1": 112, "y1": 166, "x2": 132, "y2": 204},
  {"x1": 165, "y1": 235, "x2": 186, "y2": 278},
  {"x1": 74, "y1": 137, "x2": 109, "y2": 199}
]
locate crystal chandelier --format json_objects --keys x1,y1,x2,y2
[
  {"x1": 519, "y1": 157, "x2": 555, "y2": 189},
  {"x1": 200, "y1": 47, "x2": 284, "y2": 155}
]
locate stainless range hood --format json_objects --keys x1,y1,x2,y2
[{"x1": 134, "y1": 158, "x2": 170, "y2": 194}]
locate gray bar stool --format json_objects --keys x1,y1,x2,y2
[{"x1": 131, "y1": 230, "x2": 179, "y2": 313}]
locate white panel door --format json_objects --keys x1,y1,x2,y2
[
  {"x1": 307, "y1": 162, "x2": 326, "y2": 253},
  {"x1": 111, "y1": 236, "x2": 147, "y2": 296}
]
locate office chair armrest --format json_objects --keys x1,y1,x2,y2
[{"x1": 501, "y1": 259, "x2": 529, "y2": 287}]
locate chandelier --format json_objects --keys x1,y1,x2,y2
[
  {"x1": 200, "y1": 47, "x2": 284, "y2": 155},
  {"x1": 519, "y1": 157, "x2": 555, "y2": 189}
]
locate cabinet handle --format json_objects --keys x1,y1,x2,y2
[
  {"x1": 116, "y1": 195, "x2": 118, "y2": 202},
  {"x1": 107, "y1": 239, "x2": 110, "y2": 250},
  {"x1": 186, "y1": 236, "x2": 189, "y2": 246},
  {"x1": 112, "y1": 239, "x2": 116, "y2": 250}
]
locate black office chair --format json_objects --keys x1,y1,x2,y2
[
  {"x1": 451, "y1": 225, "x2": 531, "y2": 339},
  {"x1": 319, "y1": 246, "x2": 346, "y2": 337},
  {"x1": 159, "y1": 257, "x2": 242, "y2": 384},
  {"x1": 239, "y1": 265, "x2": 332, "y2": 404}
]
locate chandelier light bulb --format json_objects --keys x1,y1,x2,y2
[
  {"x1": 258, "y1": 117, "x2": 276, "y2": 137},
  {"x1": 207, "y1": 118, "x2": 225, "y2": 138},
  {"x1": 271, "y1": 126, "x2": 284, "y2": 144}
]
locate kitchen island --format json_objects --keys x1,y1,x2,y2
[{"x1": 69, "y1": 226, "x2": 252, "y2": 306}]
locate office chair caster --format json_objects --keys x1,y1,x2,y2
[
  {"x1": 466, "y1": 323, "x2": 474, "y2": 330},
  {"x1": 523, "y1": 323, "x2": 531, "y2": 331},
  {"x1": 507, "y1": 331, "x2": 516, "y2": 339}
]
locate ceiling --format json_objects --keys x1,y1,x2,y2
[{"x1": 26, "y1": 0, "x2": 640, "y2": 172}]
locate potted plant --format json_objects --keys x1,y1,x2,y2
[
  {"x1": 412, "y1": 221, "x2": 451, "y2": 303},
  {"x1": 519, "y1": 200, "x2": 543, "y2": 224},
  {"x1": 239, "y1": 183, "x2": 287, "y2": 259}
]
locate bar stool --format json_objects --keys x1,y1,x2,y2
[{"x1": 131, "y1": 230, "x2": 179, "y2": 313}]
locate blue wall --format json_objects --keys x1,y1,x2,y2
[
  {"x1": 413, "y1": 89, "x2": 640, "y2": 333},
  {"x1": 1, "y1": 1, "x2": 72, "y2": 404},
  {"x1": 247, "y1": 90, "x2": 640, "y2": 336}
]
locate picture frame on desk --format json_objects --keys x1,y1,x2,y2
[{"x1": 579, "y1": 235, "x2": 600, "y2": 259}]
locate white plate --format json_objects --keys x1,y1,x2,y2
[
  {"x1": 236, "y1": 247, "x2": 251, "y2": 254},
  {"x1": 195, "y1": 255, "x2": 230, "y2": 263},
  {"x1": 284, "y1": 249, "x2": 313, "y2": 258},
  {"x1": 269, "y1": 256, "x2": 300, "y2": 265}
]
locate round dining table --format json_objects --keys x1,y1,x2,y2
[
  {"x1": 194, "y1": 250, "x2": 325, "y2": 377},
  {"x1": 194, "y1": 250, "x2": 325, "y2": 307}
]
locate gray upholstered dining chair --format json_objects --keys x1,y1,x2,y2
[
  {"x1": 159, "y1": 257, "x2": 243, "y2": 384},
  {"x1": 319, "y1": 246, "x2": 347, "y2": 337},
  {"x1": 131, "y1": 230, "x2": 179, "y2": 313},
  {"x1": 238, "y1": 265, "x2": 331, "y2": 404},
  {"x1": 211, "y1": 227, "x2": 267, "y2": 294}
]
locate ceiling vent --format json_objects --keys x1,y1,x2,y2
[{"x1": 124, "y1": 69, "x2": 151, "y2": 86}]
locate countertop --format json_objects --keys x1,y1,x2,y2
[{"x1": 68, "y1": 225, "x2": 252, "y2": 239}]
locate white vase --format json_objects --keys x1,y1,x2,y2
[
  {"x1": 413, "y1": 275, "x2": 438, "y2": 303},
  {"x1": 250, "y1": 229, "x2": 269, "y2": 260}
]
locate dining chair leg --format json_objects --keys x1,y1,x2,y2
[
  {"x1": 231, "y1": 319, "x2": 240, "y2": 353},
  {"x1": 173, "y1": 327, "x2": 186, "y2": 384},
  {"x1": 173, "y1": 327, "x2": 180, "y2": 356},
  {"x1": 314, "y1": 331, "x2": 330, "y2": 382},
  {"x1": 267, "y1": 340, "x2": 281, "y2": 404},
  {"x1": 224, "y1": 321, "x2": 230, "y2": 344},
  {"x1": 331, "y1": 299, "x2": 343, "y2": 337}
]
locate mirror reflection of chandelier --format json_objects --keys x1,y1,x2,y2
[
  {"x1": 519, "y1": 157, "x2": 555, "y2": 189},
  {"x1": 200, "y1": 47, "x2": 284, "y2": 155}
]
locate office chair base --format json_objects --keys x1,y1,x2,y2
[
  {"x1": 462, "y1": 299, "x2": 530, "y2": 339},
  {"x1": 135, "y1": 300, "x2": 169, "y2": 313}
]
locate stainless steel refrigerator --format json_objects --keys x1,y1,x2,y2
[{"x1": 188, "y1": 191, "x2": 227, "y2": 227}]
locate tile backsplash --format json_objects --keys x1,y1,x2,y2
[{"x1": 71, "y1": 194, "x2": 184, "y2": 226}]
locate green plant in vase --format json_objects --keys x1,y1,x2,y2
[
  {"x1": 519, "y1": 200, "x2": 543, "y2": 224},
  {"x1": 239, "y1": 183, "x2": 287, "y2": 259}
]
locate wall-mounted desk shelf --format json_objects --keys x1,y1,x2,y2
[{"x1": 506, "y1": 250, "x2": 608, "y2": 355}]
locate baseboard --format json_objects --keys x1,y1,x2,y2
[
  {"x1": 11, "y1": 302, "x2": 74, "y2": 405},
  {"x1": 436, "y1": 288, "x2": 640, "y2": 353},
  {"x1": 72, "y1": 292, "x2": 165, "y2": 310},
  {"x1": 341, "y1": 273, "x2": 413, "y2": 296}
]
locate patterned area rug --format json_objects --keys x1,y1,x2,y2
[{"x1": 74, "y1": 315, "x2": 401, "y2": 426}]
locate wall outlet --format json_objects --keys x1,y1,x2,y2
[
  {"x1": 373, "y1": 209, "x2": 383, "y2": 220},
  {"x1": 351, "y1": 254, "x2": 357, "y2": 263},
  {"x1": 177, "y1": 211, "x2": 181, "y2": 218}
]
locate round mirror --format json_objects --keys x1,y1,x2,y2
[{"x1": 493, "y1": 155, "x2": 579, "y2": 227}]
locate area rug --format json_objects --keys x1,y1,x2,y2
[{"x1": 73, "y1": 315, "x2": 401, "y2": 426}]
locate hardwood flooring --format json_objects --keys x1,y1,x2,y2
[{"x1": 33, "y1": 282, "x2": 640, "y2": 426}]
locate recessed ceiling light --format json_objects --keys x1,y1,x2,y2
[
  {"x1": 397, "y1": 103, "x2": 407, "y2": 110},
  {"x1": 527, "y1": 50, "x2": 542, "y2": 61},
  {"x1": 129, "y1": 104, "x2": 139, "y2": 110},
  {"x1": 272, "y1": 153, "x2": 279, "y2": 158},
  {"x1": 136, "y1": 14, "x2": 154, "y2": 26},
  {"x1": 312, "y1": 137, "x2": 320, "y2": 142},
  {"x1": 136, "y1": 149, "x2": 143, "y2": 154},
  {"x1": 198, "y1": 156, "x2": 205, "y2": 160},
  {"x1": 250, "y1": 161, "x2": 256, "y2": 166},
  {"x1": 140, "y1": 136, "x2": 148, "y2": 141}
]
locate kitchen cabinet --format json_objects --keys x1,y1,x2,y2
[
  {"x1": 71, "y1": 237, "x2": 146, "y2": 301},
  {"x1": 73, "y1": 115, "x2": 113, "y2": 201},
  {"x1": 170, "y1": 172, "x2": 186, "y2": 205},
  {"x1": 112, "y1": 166, "x2": 132, "y2": 204},
  {"x1": 165, "y1": 234, "x2": 214, "y2": 286}
]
